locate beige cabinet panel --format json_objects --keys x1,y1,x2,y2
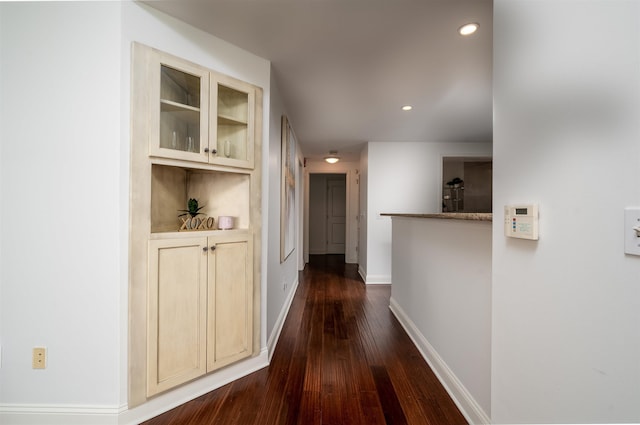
[
  {"x1": 207, "y1": 234, "x2": 253, "y2": 371},
  {"x1": 147, "y1": 238, "x2": 208, "y2": 397}
]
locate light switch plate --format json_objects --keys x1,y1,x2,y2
[{"x1": 624, "y1": 207, "x2": 640, "y2": 256}]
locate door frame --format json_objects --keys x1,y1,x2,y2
[
  {"x1": 297, "y1": 159, "x2": 305, "y2": 271},
  {"x1": 304, "y1": 167, "x2": 358, "y2": 264}
]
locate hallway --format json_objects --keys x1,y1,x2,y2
[{"x1": 142, "y1": 255, "x2": 467, "y2": 424}]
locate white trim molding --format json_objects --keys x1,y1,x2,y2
[
  {"x1": 267, "y1": 277, "x2": 300, "y2": 361},
  {"x1": 0, "y1": 404, "x2": 125, "y2": 425},
  {"x1": 121, "y1": 351, "x2": 269, "y2": 424},
  {"x1": 389, "y1": 297, "x2": 491, "y2": 425},
  {"x1": 358, "y1": 267, "x2": 390, "y2": 285}
]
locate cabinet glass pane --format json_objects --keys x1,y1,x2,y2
[
  {"x1": 160, "y1": 65, "x2": 201, "y2": 153},
  {"x1": 217, "y1": 85, "x2": 248, "y2": 161}
]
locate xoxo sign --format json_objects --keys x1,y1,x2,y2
[{"x1": 180, "y1": 215, "x2": 216, "y2": 231}]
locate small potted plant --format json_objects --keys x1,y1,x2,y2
[
  {"x1": 446, "y1": 177, "x2": 464, "y2": 188},
  {"x1": 178, "y1": 198, "x2": 210, "y2": 231},
  {"x1": 178, "y1": 198, "x2": 206, "y2": 218}
]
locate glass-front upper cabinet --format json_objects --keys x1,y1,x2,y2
[
  {"x1": 148, "y1": 50, "x2": 255, "y2": 169},
  {"x1": 210, "y1": 74, "x2": 255, "y2": 169},
  {"x1": 149, "y1": 51, "x2": 209, "y2": 163}
]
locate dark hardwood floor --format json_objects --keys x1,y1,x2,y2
[{"x1": 142, "y1": 254, "x2": 467, "y2": 425}]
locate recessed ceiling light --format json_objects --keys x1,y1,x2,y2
[
  {"x1": 458, "y1": 23, "x2": 479, "y2": 36},
  {"x1": 402, "y1": 105, "x2": 413, "y2": 111}
]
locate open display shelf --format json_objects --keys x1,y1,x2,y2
[{"x1": 150, "y1": 164, "x2": 250, "y2": 234}]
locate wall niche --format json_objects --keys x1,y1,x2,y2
[{"x1": 442, "y1": 157, "x2": 492, "y2": 213}]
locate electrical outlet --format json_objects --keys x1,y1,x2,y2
[{"x1": 32, "y1": 347, "x2": 46, "y2": 369}]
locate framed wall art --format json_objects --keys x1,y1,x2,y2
[{"x1": 281, "y1": 115, "x2": 296, "y2": 262}]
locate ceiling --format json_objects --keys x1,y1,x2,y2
[{"x1": 144, "y1": 0, "x2": 493, "y2": 162}]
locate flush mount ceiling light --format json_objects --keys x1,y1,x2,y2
[
  {"x1": 324, "y1": 150, "x2": 340, "y2": 164},
  {"x1": 402, "y1": 105, "x2": 413, "y2": 111},
  {"x1": 458, "y1": 22, "x2": 479, "y2": 36}
]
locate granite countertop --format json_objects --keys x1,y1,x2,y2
[{"x1": 381, "y1": 212, "x2": 492, "y2": 222}]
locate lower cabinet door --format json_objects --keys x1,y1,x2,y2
[
  {"x1": 207, "y1": 233, "x2": 253, "y2": 371},
  {"x1": 147, "y1": 237, "x2": 208, "y2": 396}
]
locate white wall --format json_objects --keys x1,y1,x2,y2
[
  {"x1": 265, "y1": 75, "x2": 301, "y2": 356},
  {"x1": 493, "y1": 1, "x2": 640, "y2": 423},
  {"x1": 0, "y1": 1, "x2": 123, "y2": 412},
  {"x1": 358, "y1": 146, "x2": 369, "y2": 277},
  {"x1": 390, "y1": 217, "x2": 492, "y2": 424},
  {"x1": 363, "y1": 141, "x2": 492, "y2": 284},
  {"x1": 1, "y1": 2, "x2": 272, "y2": 423}
]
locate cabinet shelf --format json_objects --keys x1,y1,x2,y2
[
  {"x1": 161, "y1": 100, "x2": 200, "y2": 127},
  {"x1": 161, "y1": 99, "x2": 201, "y2": 113},
  {"x1": 150, "y1": 228, "x2": 250, "y2": 239},
  {"x1": 218, "y1": 114, "x2": 248, "y2": 126}
]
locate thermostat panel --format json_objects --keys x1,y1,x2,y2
[{"x1": 504, "y1": 204, "x2": 539, "y2": 240}]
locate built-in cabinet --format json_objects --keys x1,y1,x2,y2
[
  {"x1": 129, "y1": 43, "x2": 262, "y2": 405},
  {"x1": 147, "y1": 233, "x2": 253, "y2": 396},
  {"x1": 149, "y1": 50, "x2": 255, "y2": 169}
]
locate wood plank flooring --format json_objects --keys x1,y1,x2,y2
[{"x1": 142, "y1": 255, "x2": 467, "y2": 425}]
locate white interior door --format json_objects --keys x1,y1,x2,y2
[{"x1": 326, "y1": 178, "x2": 346, "y2": 254}]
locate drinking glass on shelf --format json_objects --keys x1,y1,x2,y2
[
  {"x1": 224, "y1": 140, "x2": 231, "y2": 158},
  {"x1": 186, "y1": 136, "x2": 194, "y2": 152},
  {"x1": 171, "y1": 131, "x2": 178, "y2": 149}
]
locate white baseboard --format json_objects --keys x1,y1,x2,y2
[
  {"x1": 389, "y1": 297, "x2": 491, "y2": 425},
  {"x1": 358, "y1": 265, "x2": 366, "y2": 282},
  {"x1": 121, "y1": 350, "x2": 268, "y2": 424},
  {"x1": 357, "y1": 266, "x2": 390, "y2": 285},
  {"x1": 0, "y1": 351, "x2": 269, "y2": 425},
  {"x1": 0, "y1": 404, "x2": 124, "y2": 425},
  {"x1": 267, "y1": 276, "x2": 299, "y2": 361}
]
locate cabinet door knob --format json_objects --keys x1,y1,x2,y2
[
  {"x1": 211, "y1": 149, "x2": 217, "y2": 155},
  {"x1": 204, "y1": 148, "x2": 209, "y2": 153},
  {"x1": 202, "y1": 246, "x2": 208, "y2": 252},
  {"x1": 210, "y1": 245, "x2": 216, "y2": 251}
]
